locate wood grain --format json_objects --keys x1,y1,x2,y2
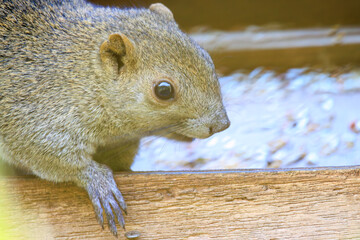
[{"x1": 1, "y1": 167, "x2": 360, "y2": 239}]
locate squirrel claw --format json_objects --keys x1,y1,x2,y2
[
  {"x1": 113, "y1": 187, "x2": 127, "y2": 213},
  {"x1": 103, "y1": 200, "x2": 118, "y2": 237},
  {"x1": 109, "y1": 194, "x2": 126, "y2": 230},
  {"x1": 84, "y1": 165, "x2": 127, "y2": 237},
  {"x1": 89, "y1": 193, "x2": 104, "y2": 229}
]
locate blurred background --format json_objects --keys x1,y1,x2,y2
[
  {"x1": 90, "y1": 0, "x2": 360, "y2": 30},
  {"x1": 90, "y1": 0, "x2": 360, "y2": 72},
  {"x1": 90, "y1": 0, "x2": 360, "y2": 171}
]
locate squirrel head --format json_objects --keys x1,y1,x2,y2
[{"x1": 98, "y1": 3, "x2": 230, "y2": 139}]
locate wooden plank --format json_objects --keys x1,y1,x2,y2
[
  {"x1": 190, "y1": 27, "x2": 360, "y2": 72},
  {"x1": 1, "y1": 166, "x2": 360, "y2": 239},
  {"x1": 191, "y1": 28, "x2": 360, "y2": 51}
]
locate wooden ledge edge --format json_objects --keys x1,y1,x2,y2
[
  {"x1": 127, "y1": 165, "x2": 360, "y2": 175},
  {"x1": 1, "y1": 165, "x2": 360, "y2": 180}
]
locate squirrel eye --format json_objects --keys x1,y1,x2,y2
[{"x1": 154, "y1": 81, "x2": 174, "y2": 100}]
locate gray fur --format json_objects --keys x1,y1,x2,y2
[{"x1": 0, "y1": 0, "x2": 229, "y2": 236}]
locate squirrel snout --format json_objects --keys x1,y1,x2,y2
[{"x1": 208, "y1": 113, "x2": 230, "y2": 135}]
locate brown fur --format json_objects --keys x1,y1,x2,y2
[{"x1": 0, "y1": 0, "x2": 229, "y2": 236}]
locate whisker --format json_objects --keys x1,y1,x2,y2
[
  {"x1": 145, "y1": 122, "x2": 184, "y2": 136},
  {"x1": 138, "y1": 123, "x2": 188, "y2": 149}
]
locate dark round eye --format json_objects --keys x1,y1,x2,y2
[{"x1": 154, "y1": 81, "x2": 174, "y2": 100}]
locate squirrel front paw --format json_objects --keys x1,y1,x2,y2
[{"x1": 80, "y1": 164, "x2": 127, "y2": 237}]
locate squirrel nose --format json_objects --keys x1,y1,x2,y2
[{"x1": 209, "y1": 114, "x2": 230, "y2": 135}]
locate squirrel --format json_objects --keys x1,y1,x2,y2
[{"x1": 0, "y1": 0, "x2": 230, "y2": 237}]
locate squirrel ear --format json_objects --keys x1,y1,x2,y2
[
  {"x1": 99, "y1": 33, "x2": 135, "y2": 75},
  {"x1": 149, "y1": 3, "x2": 174, "y2": 20}
]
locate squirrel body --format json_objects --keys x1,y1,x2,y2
[{"x1": 0, "y1": 0, "x2": 230, "y2": 236}]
